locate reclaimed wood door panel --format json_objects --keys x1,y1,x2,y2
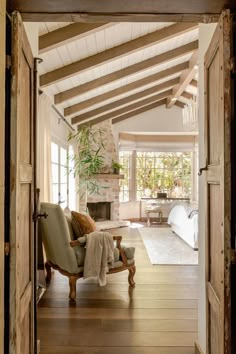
[
  {"x1": 10, "y1": 12, "x2": 35, "y2": 354},
  {"x1": 204, "y1": 9, "x2": 233, "y2": 354}
]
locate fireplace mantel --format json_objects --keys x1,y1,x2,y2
[{"x1": 94, "y1": 174, "x2": 124, "y2": 179}]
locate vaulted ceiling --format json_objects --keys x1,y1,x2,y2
[{"x1": 38, "y1": 22, "x2": 199, "y2": 127}]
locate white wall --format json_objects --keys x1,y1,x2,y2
[
  {"x1": 112, "y1": 104, "x2": 193, "y2": 148},
  {"x1": 198, "y1": 23, "x2": 217, "y2": 353},
  {"x1": 23, "y1": 22, "x2": 39, "y2": 56},
  {"x1": 0, "y1": 0, "x2": 5, "y2": 351}
]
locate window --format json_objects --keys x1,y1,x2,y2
[
  {"x1": 51, "y1": 141, "x2": 75, "y2": 209},
  {"x1": 119, "y1": 151, "x2": 132, "y2": 202},
  {"x1": 136, "y1": 152, "x2": 192, "y2": 200}
]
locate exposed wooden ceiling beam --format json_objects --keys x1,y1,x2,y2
[
  {"x1": 72, "y1": 89, "x2": 172, "y2": 125},
  {"x1": 175, "y1": 101, "x2": 185, "y2": 109},
  {"x1": 189, "y1": 79, "x2": 198, "y2": 87},
  {"x1": 39, "y1": 23, "x2": 112, "y2": 54},
  {"x1": 40, "y1": 23, "x2": 198, "y2": 87},
  {"x1": 66, "y1": 77, "x2": 178, "y2": 117},
  {"x1": 64, "y1": 70, "x2": 183, "y2": 116},
  {"x1": 166, "y1": 51, "x2": 198, "y2": 108},
  {"x1": 112, "y1": 99, "x2": 167, "y2": 125},
  {"x1": 181, "y1": 91, "x2": 194, "y2": 100},
  {"x1": 55, "y1": 40, "x2": 198, "y2": 104}
]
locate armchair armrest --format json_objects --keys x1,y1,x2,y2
[
  {"x1": 70, "y1": 239, "x2": 83, "y2": 247},
  {"x1": 113, "y1": 235, "x2": 128, "y2": 266}
]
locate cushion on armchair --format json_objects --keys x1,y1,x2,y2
[{"x1": 71, "y1": 211, "x2": 96, "y2": 237}]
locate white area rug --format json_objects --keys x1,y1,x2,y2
[
  {"x1": 96, "y1": 220, "x2": 130, "y2": 231},
  {"x1": 138, "y1": 227, "x2": 198, "y2": 265}
]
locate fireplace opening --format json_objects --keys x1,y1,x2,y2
[{"x1": 87, "y1": 202, "x2": 112, "y2": 221}]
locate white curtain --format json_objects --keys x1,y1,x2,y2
[{"x1": 37, "y1": 93, "x2": 52, "y2": 202}]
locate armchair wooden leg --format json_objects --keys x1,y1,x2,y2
[
  {"x1": 128, "y1": 265, "x2": 136, "y2": 287},
  {"x1": 45, "y1": 262, "x2": 52, "y2": 284},
  {"x1": 69, "y1": 275, "x2": 78, "y2": 302}
]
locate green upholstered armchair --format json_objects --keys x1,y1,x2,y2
[{"x1": 39, "y1": 203, "x2": 136, "y2": 302}]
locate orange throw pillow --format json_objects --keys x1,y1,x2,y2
[{"x1": 71, "y1": 211, "x2": 96, "y2": 237}]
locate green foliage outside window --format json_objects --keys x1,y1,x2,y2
[{"x1": 136, "y1": 152, "x2": 192, "y2": 199}]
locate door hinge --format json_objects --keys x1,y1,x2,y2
[
  {"x1": 231, "y1": 249, "x2": 236, "y2": 264},
  {"x1": 6, "y1": 55, "x2": 11, "y2": 69},
  {"x1": 4, "y1": 242, "x2": 10, "y2": 256},
  {"x1": 229, "y1": 57, "x2": 236, "y2": 75}
]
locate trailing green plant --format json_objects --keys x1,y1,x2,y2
[{"x1": 68, "y1": 125, "x2": 106, "y2": 195}]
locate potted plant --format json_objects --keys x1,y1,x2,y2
[
  {"x1": 111, "y1": 160, "x2": 123, "y2": 174},
  {"x1": 68, "y1": 125, "x2": 106, "y2": 210}
]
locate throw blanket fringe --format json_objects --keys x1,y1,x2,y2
[{"x1": 83, "y1": 231, "x2": 114, "y2": 286}]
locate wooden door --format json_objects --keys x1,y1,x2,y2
[
  {"x1": 9, "y1": 12, "x2": 35, "y2": 354},
  {"x1": 204, "y1": 9, "x2": 234, "y2": 354}
]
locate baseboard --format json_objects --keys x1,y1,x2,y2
[{"x1": 195, "y1": 341, "x2": 205, "y2": 354}]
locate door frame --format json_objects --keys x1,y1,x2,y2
[
  {"x1": 0, "y1": 2, "x2": 6, "y2": 354},
  {"x1": 2, "y1": 5, "x2": 236, "y2": 354}
]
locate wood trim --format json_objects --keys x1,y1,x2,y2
[
  {"x1": 39, "y1": 23, "x2": 112, "y2": 54},
  {"x1": 166, "y1": 51, "x2": 198, "y2": 108},
  {"x1": 21, "y1": 13, "x2": 219, "y2": 23},
  {"x1": 65, "y1": 77, "x2": 180, "y2": 117},
  {"x1": 72, "y1": 90, "x2": 171, "y2": 125},
  {"x1": 195, "y1": 341, "x2": 205, "y2": 354},
  {"x1": 40, "y1": 23, "x2": 198, "y2": 87}
]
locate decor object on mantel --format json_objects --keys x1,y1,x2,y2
[{"x1": 111, "y1": 160, "x2": 123, "y2": 175}]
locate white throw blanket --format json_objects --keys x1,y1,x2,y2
[{"x1": 83, "y1": 231, "x2": 114, "y2": 286}]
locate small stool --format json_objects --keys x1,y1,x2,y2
[{"x1": 145, "y1": 206, "x2": 163, "y2": 226}]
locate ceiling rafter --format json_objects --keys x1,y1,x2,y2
[
  {"x1": 66, "y1": 77, "x2": 179, "y2": 118},
  {"x1": 175, "y1": 101, "x2": 185, "y2": 108},
  {"x1": 64, "y1": 69, "x2": 183, "y2": 117},
  {"x1": 39, "y1": 23, "x2": 112, "y2": 54},
  {"x1": 40, "y1": 22, "x2": 198, "y2": 87},
  {"x1": 72, "y1": 89, "x2": 172, "y2": 125},
  {"x1": 166, "y1": 51, "x2": 198, "y2": 108},
  {"x1": 55, "y1": 39, "x2": 198, "y2": 105},
  {"x1": 189, "y1": 79, "x2": 198, "y2": 87}
]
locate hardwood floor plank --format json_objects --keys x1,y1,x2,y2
[
  {"x1": 37, "y1": 226, "x2": 198, "y2": 353},
  {"x1": 40, "y1": 346, "x2": 195, "y2": 354}
]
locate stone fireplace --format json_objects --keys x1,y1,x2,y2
[{"x1": 79, "y1": 120, "x2": 120, "y2": 221}]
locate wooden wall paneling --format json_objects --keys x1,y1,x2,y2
[
  {"x1": 40, "y1": 23, "x2": 198, "y2": 87},
  {"x1": 0, "y1": 1, "x2": 6, "y2": 353},
  {"x1": 39, "y1": 23, "x2": 112, "y2": 53},
  {"x1": 54, "y1": 40, "x2": 198, "y2": 104},
  {"x1": 64, "y1": 77, "x2": 179, "y2": 116}
]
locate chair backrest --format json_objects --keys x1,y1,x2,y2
[{"x1": 39, "y1": 202, "x2": 79, "y2": 274}]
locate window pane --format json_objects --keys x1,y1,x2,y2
[
  {"x1": 136, "y1": 151, "x2": 192, "y2": 199},
  {"x1": 52, "y1": 163, "x2": 59, "y2": 183},
  {"x1": 52, "y1": 184, "x2": 59, "y2": 204},
  {"x1": 60, "y1": 183, "x2": 68, "y2": 206},
  {"x1": 60, "y1": 166, "x2": 67, "y2": 184},
  {"x1": 51, "y1": 142, "x2": 58, "y2": 163},
  {"x1": 60, "y1": 147, "x2": 67, "y2": 166}
]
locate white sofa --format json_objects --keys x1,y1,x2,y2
[{"x1": 167, "y1": 203, "x2": 198, "y2": 250}]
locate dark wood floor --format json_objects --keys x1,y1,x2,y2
[{"x1": 37, "y1": 225, "x2": 198, "y2": 354}]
